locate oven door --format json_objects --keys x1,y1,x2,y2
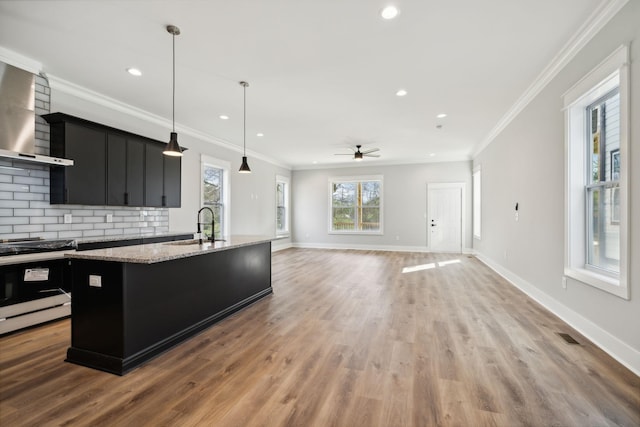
[{"x1": 1, "y1": 259, "x2": 70, "y2": 307}]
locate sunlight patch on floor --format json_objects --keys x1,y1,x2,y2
[{"x1": 402, "y1": 258, "x2": 461, "y2": 274}]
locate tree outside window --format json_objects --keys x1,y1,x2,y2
[{"x1": 330, "y1": 178, "x2": 382, "y2": 233}]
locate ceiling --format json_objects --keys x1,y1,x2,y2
[{"x1": 0, "y1": 0, "x2": 605, "y2": 169}]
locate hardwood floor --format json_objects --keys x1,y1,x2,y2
[{"x1": 1, "y1": 249, "x2": 638, "y2": 426}]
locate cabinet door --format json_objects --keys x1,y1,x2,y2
[
  {"x1": 163, "y1": 155, "x2": 181, "y2": 207},
  {"x1": 65, "y1": 123, "x2": 106, "y2": 205},
  {"x1": 144, "y1": 142, "x2": 164, "y2": 207},
  {"x1": 126, "y1": 137, "x2": 145, "y2": 206},
  {"x1": 107, "y1": 133, "x2": 127, "y2": 205}
]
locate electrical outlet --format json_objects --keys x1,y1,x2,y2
[
  {"x1": 89, "y1": 275, "x2": 102, "y2": 288},
  {"x1": 63, "y1": 213, "x2": 72, "y2": 224},
  {"x1": 106, "y1": 214, "x2": 113, "y2": 223}
]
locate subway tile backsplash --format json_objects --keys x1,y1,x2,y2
[{"x1": 0, "y1": 73, "x2": 169, "y2": 241}]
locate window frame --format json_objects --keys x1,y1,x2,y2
[
  {"x1": 328, "y1": 175, "x2": 383, "y2": 235},
  {"x1": 563, "y1": 45, "x2": 629, "y2": 299},
  {"x1": 201, "y1": 155, "x2": 230, "y2": 239},
  {"x1": 473, "y1": 165, "x2": 482, "y2": 240},
  {"x1": 275, "y1": 175, "x2": 290, "y2": 237}
]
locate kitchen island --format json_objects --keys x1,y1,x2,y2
[{"x1": 65, "y1": 235, "x2": 274, "y2": 375}]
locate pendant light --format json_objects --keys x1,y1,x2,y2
[
  {"x1": 238, "y1": 81, "x2": 251, "y2": 173},
  {"x1": 163, "y1": 25, "x2": 183, "y2": 157}
]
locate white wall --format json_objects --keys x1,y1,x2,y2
[
  {"x1": 473, "y1": 1, "x2": 639, "y2": 373},
  {"x1": 51, "y1": 88, "x2": 292, "y2": 247},
  {"x1": 292, "y1": 161, "x2": 472, "y2": 251}
]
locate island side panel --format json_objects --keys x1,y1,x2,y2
[
  {"x1": 123, "y1": 241, "x2": 272, "y2": 359},
  {"x1": 67, "y1": 259, "x2": 125, "y2": 371}
]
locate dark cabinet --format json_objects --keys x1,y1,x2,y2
[
  {"x1": 49, "y1": 120, "x2": 106, "y2": 205},
  {"x1": 107, "y1": 133, "x2": 144, "y2": 206},
  {"x1": 43, "y1": 113, "x2": 182, "y2": 208},
  {"x1": 144, "y1": 142, "x2": 181, "y2": 207}
]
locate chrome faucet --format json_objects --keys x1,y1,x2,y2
[{"x1": 197, "y1": 207, "x2": 215, "y2": 245}]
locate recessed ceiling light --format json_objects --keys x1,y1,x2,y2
[
  {"x1": 381, "y1": 5, "x2": 399, "y2": 20},
  {"x1": 436, "y1": 113, "x2": 447, "y2": 118},
  {"x1": 219, "y1": 115, "x2": 229, "y2": 120},
  {"x1": 256, "y1": 133, "x2": 264, "y2": 137},
  {"x1": 312, "y1": 161, "x2": 318, "y2": 164},
  {"x1": 429, "y1": 153, "x2": 436, "y2": 157},
  {"x1": 396, "y1": 89, "x2": 407, "y2": 97},
  {"x1": 126, "y1": 68, "x2": 142, "y2": 77}
]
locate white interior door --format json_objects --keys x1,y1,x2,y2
[{"x1": 428, "y1": 183, "x2": 464, "y2": 252}]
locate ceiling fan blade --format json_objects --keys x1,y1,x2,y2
[
  {"x1": 364, "y1": 154, "x2": 381, "y2": 157},
  {"x1": 361, "y1": 148, "x2": 380, "y2": 154}
]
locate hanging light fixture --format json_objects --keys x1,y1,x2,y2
[
  {"x1": 163, "y1": 25, "x2": 183, "y2": 157},
  {"x1": 238, "y1": 81, "x2": 251, "y2": 173}
]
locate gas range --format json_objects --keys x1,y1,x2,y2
[
  {"x1": 0, "y1": 238, "x2": 76, "y2": 257},
  {"x1": 0, "y1": 238, "x2": 76, "y2": 334}
]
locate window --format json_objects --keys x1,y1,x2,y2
[
  {"x1": 201, "y1": 155, "x2": 230, "y2": 239},
  {"x1": 276, "y1": 175, "x2": 290, "y2": 236},
  {"x1": 473, "y1": 166, "x2": 481, "y2": 240},
  {"x1": 329, "y1": 176, "x2": 382, "y2": 234},
  {"x1": 563, "y1": 45, "x2": 629, "y2": 299}
]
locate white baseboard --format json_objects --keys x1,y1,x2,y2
[
  {"x1": 272, "y1": 241, "x2": 293, "y2": 252},
  {"x1": 475, "y1": 253, "x2": 640, "y2": 377},
  {"x1": 292, "y1": 242, "x2": 474, "y2": 254}
]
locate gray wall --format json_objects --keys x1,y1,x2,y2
[
  {"x1": 292, "y1": 161, "x2": 472, "y2": 251},
  {"x1": 473, "y1": 1, "x2": 639, "y2": 372}
]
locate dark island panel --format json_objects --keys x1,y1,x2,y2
[{"x1": 67, "y1": 241, "x2": 272, "y2": 375}]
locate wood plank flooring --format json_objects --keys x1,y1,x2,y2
[{"x1": 1, "y1": 249, "x2": 638, "y2": 426}]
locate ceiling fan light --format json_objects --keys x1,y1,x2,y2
[{"x1": 354, "y1": 152, "x2": 363, "y2": 161}]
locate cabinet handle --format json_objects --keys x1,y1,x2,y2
[
  {"x1": 124, "y1": 192, "x2": 129, "y2": 205},
  {"x1": 162, "y1": 195, "x2": 166, "y2": 206},
  {"x1": 65, "y1": 188, "x2": 69, "y2": 203}
]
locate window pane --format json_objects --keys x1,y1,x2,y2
[
  {"x1": 333, "y1": 207, "x2": 355, "y2": 230},
  {"x1": 587, "y1": 186, "x2": 619, "y2": 273},
  {"x1": 361, "y1": 181, "x2": 380, "y2": 206},
  {"x1": 203, "y1": 166, "x2": 222, "y2": 204},
  {"x1": 277, "y1": 206, "x2": 285, "y2": 231},
  {"x1": 277, "y1": 182, "x2": 285, "y2": 206},
  {"x1": 332, "y1": 183, "x2": 356, "y2": 206},
  {"x1": 360, "y1": 207, "x2": 380, "y2": 230}
]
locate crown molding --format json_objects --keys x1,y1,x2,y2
[
  {"x1": 46, "y1": 74, "x2": 291, "y2": 170},
  {"x1": 0, "y1": 46, "x2": 42, "y2": 74},
  {"x1": 471, "y1": 0, "x2": 629, "y2": 158}
]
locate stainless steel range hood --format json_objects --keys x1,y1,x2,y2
[{"x1": 0, "y1": 62, "x2": 73, "y2": 166}]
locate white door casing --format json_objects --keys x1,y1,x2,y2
[{"x1": 428, "y1": 183, "x2": 465, "y2": 252}]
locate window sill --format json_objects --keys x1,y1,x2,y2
[
  {"x1": 564, "y1": 267, "x2": 628, "y2": 300},
  {"x1": 328, "y1": 231, "x2": 383, "y2": 236}
]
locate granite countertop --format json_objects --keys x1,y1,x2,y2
[
  {"x1": 75, "y1": 231, "x2": 195, "y2": 244},
  {"x1": 65, "y1": 235, "x2": 276, "y2": 264}
]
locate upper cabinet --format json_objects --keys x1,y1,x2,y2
[
  {"x1": 43, "y1": 113, "x2": 182, "y2": 208},
  {"x1": 107, "y1": 133, "x2": 145, "y2": 206}
]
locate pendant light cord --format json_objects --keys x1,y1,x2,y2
[
  {"x1": 243, "y1": 83, "x2": 246, "y2": 156},
  {"x1": 172, "y1": 32, "x2": 176, "y2": 133}
]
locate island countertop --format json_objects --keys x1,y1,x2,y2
[{"x1": 65, "y1": 235, "x2": 276, "y2": 264}]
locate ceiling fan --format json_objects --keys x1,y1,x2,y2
[{"x1": 334, "y1": 144, "x2": 380, "y2": 161}]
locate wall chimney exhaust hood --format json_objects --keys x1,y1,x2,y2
[{"x1": 0, "y1": 62, "x2": 73, "y2": 166}]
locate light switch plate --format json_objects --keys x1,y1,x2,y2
[{"x1": 89, "y1": 275, "x2": 102, "y2": 287}]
